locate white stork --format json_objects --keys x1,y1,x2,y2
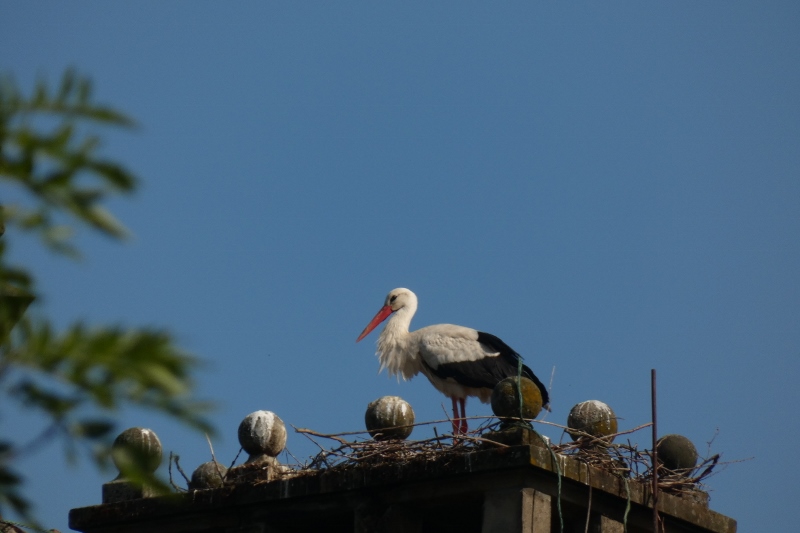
[{"x1": 356, "y1": 288, "x2": 550, "y2": 434}]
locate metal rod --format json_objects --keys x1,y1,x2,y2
[{"x1": 651, "y1": 369, "x2": 659, "y2": 533}]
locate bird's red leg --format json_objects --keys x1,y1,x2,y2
[
  {"x1": 459, "y1": 398, "x2": 468, "y2": 434},
  {"x1": 451, "y1": 397, "x2": 461, "y2": 435}
]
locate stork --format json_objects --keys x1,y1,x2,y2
[{"x1": 356, "y1": 288, "x2": 550, "y2": 434}]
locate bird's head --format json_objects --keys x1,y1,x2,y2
[
  {"x1": 356, "y1": 288, "x2": 417, "y2": 342},
  {"x1": 384, "y1": 287, "x2": 416, "y2": 312}
]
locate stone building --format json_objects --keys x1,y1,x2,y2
[{"x1": 69, "y1": 416, "x2": 736, "y2": 533}]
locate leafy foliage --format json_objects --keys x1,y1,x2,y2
[
  {"x1": 0, "y1": 68, "x2": 135, "y2": 257},
  {"x1": 0, "y1": 69, "x2": 212, "y2": 524}
]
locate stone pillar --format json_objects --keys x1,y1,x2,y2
[
  {"x1": 594, "y1": 515, "x2": 624, "y2": 533},
  {"x1": 227, "y1": 410, "x2": 288, "y2": 483},
  {"x1": 482, "y1": 488, "x2": 551, "y2": 533},
  {"x1": 102, "y1": 427, "x2": 163, "y2": 503},
  {"x1": 354, "y1": 501, "x2": 422, "y2": 533}
]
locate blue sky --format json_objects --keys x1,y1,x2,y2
[{"x1": 2, "y1": 2, "x2": 799, "y2": 531}]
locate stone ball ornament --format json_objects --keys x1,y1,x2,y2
[
  {"x1": 238, "y1": 410, "x2": 287, "y2": 463},
  {"x1": 190, "y1": 461, "x2": 228, "y2": 490},
  {"x1": 365, "y1": 396, "x2": 415, "y2": 440},
  {"x1": 103, "y1": 427, "x2": 163, "y2": 503},
  {"x1": 490, "y1": 376, "x2": 544, "y2": 421},
  {"x1": 656, "y1": 434, "x2": 699, "y2": 471},
  {"x1": 567, "y1": 400, "x2": 618, "y2": 442},
  {"x1": 111, "y1": 427, "x2": 163, "y2": 474}
]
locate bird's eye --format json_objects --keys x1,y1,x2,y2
[{"x1": 390, "y1": 295, "x2": 397, "y2": 303}]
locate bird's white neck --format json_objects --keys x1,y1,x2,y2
[
  {"x1": 386, "y1": 300, "x2": 415, "y2": 333},
  {"x1": 375, "y1": 299, "x2": 420, "y2": 380}
]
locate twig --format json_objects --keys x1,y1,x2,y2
[
  {"x1": 168, "y1": 452, "x2": 188, "y2": 491},
  {"x1": 283, "y1": 447, "x2": 306, "y2": 468},
  {"x1": 204, "y1": 433, "x2": 217, "y2": 463},
  {"x1": 204, "y1": 433, "x2": 227, "y2": 481},
  {"x1": 706, "y1": 428, "x2": 719, "y2": 456},
  {"x1": 219, "y1": 447, "x2": 245, "y2": 484},
  {"x1": 294, "y1": 426, "x2": 350, "y2": 445},
  {"x1": 451, "y1": 434, "x2": 509, "y2": 448},
  {"x1": 544, "y1": 365, "x2": 556, "y2": 421},
  {"x1": 173, "y1": 453, "x2": 191, "y2": 485}
]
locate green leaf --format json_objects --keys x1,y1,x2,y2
[
  {"x1": 1, "y1": 68, "x2": 138, "y2": 254},
  {"x1": 0, "y1": 69, "x2": 215, "y2": 523},
  {"x1": 8, "y1": 380, "x2": 81, "y2": 417},
  {"x1": 0, "y1": 462, "x2": 31, "y2": 519},
  {"x1": 72, "y1": 419, "x2": 115, "y2": 440},
  {"x1": 56, "y1": 68, "x2": 76, "y2": 103}
]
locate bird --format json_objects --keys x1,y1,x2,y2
[{"x1": 356, "y1": 288, "x2": 550, "y2": 434}]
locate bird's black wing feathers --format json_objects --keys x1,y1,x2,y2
[
  {"x1": 424, "y1": 331, "x2": 550, "y2": 408},
  {"x1": 476, "y1": 331, "x2": 550, "y2": 407}
]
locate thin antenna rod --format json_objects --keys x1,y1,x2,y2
[{"x1": 651, "y1": 369, "x2": 659, "y2": 533}]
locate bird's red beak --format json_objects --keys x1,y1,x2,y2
[{"x1": 356, "y1": 304, "x2": 393, "y2": 342}]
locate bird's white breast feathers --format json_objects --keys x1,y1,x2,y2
[{"x1": 376, "y1": 324, "x2": 420, "y2": 380}]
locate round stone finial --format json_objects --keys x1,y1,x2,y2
[
  {"x1": 656, "y1": 434, "x2": 699, "y2": 471},
  {"x1": 365, "y1": 396, "x2": 415, "y2": 440},
  {"x1": 567, "y1": 400, "x2": 618, "y2": 442},
  {"x1": 491, "y1": 377, "x2": 544, "y2": 421},
  {"x1": 189, "y1": 461, "x2": 228, "y2": 490},
  {"x1": 238, "y1": 411, "x2": 287, "y2": 463},
  {"x1": 111, "y1": 427, "x2": 162, "y2": 474}
]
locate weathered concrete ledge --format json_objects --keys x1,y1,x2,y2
[{"x1": 70, "y1": 440, "x2": 736, "y2": 533}]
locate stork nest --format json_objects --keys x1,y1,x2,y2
[
  {"x1": 550, "y1": 430, "x2": 722, "y2": 497},
  {"x1": 285, "y1": 417, "x2": 726, "y2": 497},
  {"x1": 169, "y1": 416, "x2": 738, "y2": 501},
  {"x1": 294, "y1": 423, "x2": 488, "y2": 471}
]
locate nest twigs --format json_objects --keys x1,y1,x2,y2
[
  {"x1": 552, "y1": 424, "x2": 655, "y2": 479},
  {"x1": 553, "y1": 425, "x2": 725, "y2": 495},
  {"x1": 553, "y1": 437, "x2": 642, "y2": 479},
  {"x1": 293, "y1": 422, "x2": 493, "y2": 472},
  {"x1": 643, "y1": 454, "x2": 721, "y2": 495},
  {"x1": 290, "y1": 419, "x2": 730, "y2": 497}
]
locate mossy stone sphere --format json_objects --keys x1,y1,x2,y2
[
  {"x1": 238, "y1": 410, "x2": 287, "y2": 457},
  {"x1": 657, "y1": 434, "x2": 698, "y2": 471},
  {"x1": 567, "y1": 401, "x2": 618, "y2": 442},
  {"x1": 111, "y1": 427, "x2": 162, "y2": 473},
  {"x1": 189, "y1": 461, "x2": 228, "y2": 490},
  {"x1": 491, "y1": 377, "x2": 543, "y2": 420},
  {"x1": 365, "y1": 396, "x2": 415, "y2": 440}
]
